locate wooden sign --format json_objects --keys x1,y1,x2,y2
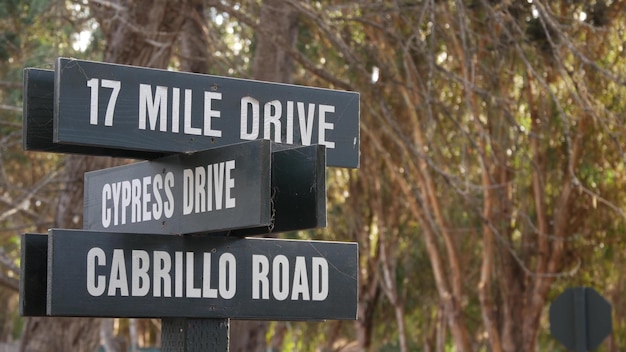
[
  {"x1": 84, "y1": 142, "x2": 326, "y2": 235},
  {"x1": 23, "y1": 68, "x2": 164, "y2": 159},
  {"x1": 84, "y1": 140, "x2": 272, "y2": 235},
  {"x1": 19, "y1": 234, "x2": 48, "y2": 316},
  {"x1": 46, "y1": 229, "x2": 358, "y2": 320},
  {"x1": 54, "y1": 58, "x2": 360, "y2": 167}
]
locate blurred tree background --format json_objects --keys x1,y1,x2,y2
[{"x1": 1, "y1": 0, "x2": 626, "y2": 351}]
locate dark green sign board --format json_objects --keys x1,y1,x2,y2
[
  {"x1": 84, "y1": 140, "x2": 272, "y2": 235},
  {"x1": 53, "y1": 58, "x2": 359, "y2": 167},
  {"x1": 21, "y1": 57, "x2": 358, "y2": 342},
  {"x1": 46, "y1": 229, "x2": 358, "y2": 320},
  {"x1": 84, "y1": 141, "x2": 326, "y2": 236}
]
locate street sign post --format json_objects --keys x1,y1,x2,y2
[
  {"x1": 54, "y1": 58, "x2": 359, "y2": 168},
  {"x1": 46, "y1": 229, "x2": 358, "y2": 320},
  {"x1": 21, "y1": 57, "x2": 360, "y2": 351}
]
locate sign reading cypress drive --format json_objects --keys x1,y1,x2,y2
[
  {"x1": 84, "y1": 141, "x2": 327, "y2": 235},
  {"x1": 84, "y1": 140, "x2": 272, "y2": 235},
  {"x1": 54, "y1": 58, "x2": 360, "y2": 168},
  {"x1": 45, "y1": 229, "x2": 358, "y2": 320}
]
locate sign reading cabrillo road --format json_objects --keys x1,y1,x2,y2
[
  {"x1": 46, "y1": 229, "x2": 358, "y2": 320},
  {"x1": 54, "y1": 58, "x2": 360, "y2": 168},
  {"x1": 84, "y1": 140, "x2": 272, "y2": 235}
]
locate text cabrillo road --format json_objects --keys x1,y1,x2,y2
[
  {"x1": 84, "y1": 140, "x2": 272, "y2": 235},
  {"x1": 46, "y1": 229, "x2": 358, "y2": 320},
  {"x1": 54, "y1": 58, "x2": 360, "y2": 168}
]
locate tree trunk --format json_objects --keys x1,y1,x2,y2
[
  {"x1": 179, "y1": 0, "x2": 210, "y2": 74},
  {"x1": 251, "y1": 0, "x2": 299, "y2": 84}
]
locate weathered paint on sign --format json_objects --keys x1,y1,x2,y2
[
  {"x1": 47, "y1": 229, "x2": 358, "y2": 320},
  {"x1": 84, "y1": 140, "x2": 272, "y2": 235},
  {"x1": 54, "y1": 58, "x2": 359, "y2": 167}
]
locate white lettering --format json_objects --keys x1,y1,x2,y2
[
  {"x1": 139, "y1": 84, "x2": 168, "y2": 131},
  {"x1": 250, "y1": 255, "x2": 329, "y2": 301},
  {"x1": 132, "y1": 250, "x2": 150, "y2": 296},
  {"x1": 141, "y1": 176, "x2": 152, "y2": 222},
  {"x1": 131, "y1": 179, "x2": 141, "y2": 223},
  {"x1": 225, "y1": 160, "x2": 236, "y2": 209},
  {"x1": 202, "y1": 253, "x2": 218, "y2": 298},
  {"x1": 318, "y1": 104, "x2": 335, "y2": 148},
  {"x1": 102, "y1": 172, "x2": 174, "y2": 227},
  {"x1": 111, "y1": 182, "x2": 122, "y2": 226},
  {"x1": 291, "y1": 256, "x2": 310, "y2": 300},
  {"x1": 204, "y1": 92, "x2": 222, "y2": 137},
  {"x1": 195, "y1": 166, "x2": 206, "y2": 213},
  {"x1": 272, "y1": 255, "x2": 289, "y2": 301},
  {"x1": 121, "y1": 181, "x2": 131, "y2": 225},
  {"x1": 152, "y1": 174, "x2": 163, "y2": 220},
  {"x1": 264, "y1": 100, "x2": 282, "y2": 142},
  {"x1": 252, "y1": 255, "x2": 269, "y2": 299},
  {"x1": 175, "y1": 252, "x2": 184, "y2": 298},
  {"x1": 102, "y1": 184, "x2": 111, "y2": 228},
  {"x1": 219, "y1": 253, "x2": 236, "y2": 299},
  {"x1": 172, "y1": 87, "x2": 180, "y2": 133},
  {"x1": 298, "y1": 102, "x2": 315, "y2": 146},
  {"x1": 87, "y1": 247, "x2": 106, "y2": 296},
  {"x1": 183, "y1": 89, "x2": 201, "y2": 135},
  {"x1": 85, "y1": 248, "x2": 240, "y2": 299},
  {"x1": 108, "y1": 249, "x2": 129, "y2": 296},
  {"x1": 240, "y1": 96, "x2": 260, "y2": 140},
  {"x1": 312, "y1": 257, "x2": 329, "y2": 301},
  {"x1": 186, "y1": 252, "x2": 201, "y2": 298},
  {"x1": 213, "y1": 162, "x2": 225, "y2": 210},
  {"x1": 286, "y1": 101, "x2": 294, "y2": 144},
  {"x1": 182, "y1": 161, "x2": 236, "y2": 214},
  {"x1": 153, "y1": 251, "x2": 171, "y2": 297}
]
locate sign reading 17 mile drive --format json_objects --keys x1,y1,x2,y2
[{"x1": 54, "y1": 58, "x2": 360, "y2": 168}]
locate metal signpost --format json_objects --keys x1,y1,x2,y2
[{"x1": 20, "y1": 58, "x2": 360, "y2": 351}]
